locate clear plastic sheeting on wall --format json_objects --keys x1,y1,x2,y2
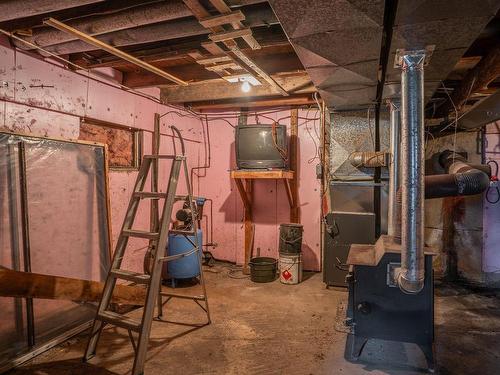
[{"x1": 0, "y1": 132, "x2": 111, "y2": 372}]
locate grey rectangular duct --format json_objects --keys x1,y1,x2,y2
[
  {"x1": 457, "y1": 89, "x2": 500, "y2": 129},
  {"x1": 268, "y1": 0, "x2": 385, "y2": 110},
  {"x1": 329, "y1": 110, "x2": 390, "y2": 179}
]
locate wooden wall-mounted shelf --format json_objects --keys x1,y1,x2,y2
[{"x1": 230, "y1": 110, "x2": 300, "y2": 274}]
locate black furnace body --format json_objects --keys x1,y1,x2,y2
[{"x1": 344, "y1": 236, "x2": 435, "y2": 371}]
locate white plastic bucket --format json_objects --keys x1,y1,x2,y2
[{"x1": 279, "y1": 253, "x2": 302, "y2": 284}]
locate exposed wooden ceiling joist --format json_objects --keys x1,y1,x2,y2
[
  {"x1": 183, "y1": 0, "x2": 288, "y2": 96},
  {"x1": 435, "y1": 43, "x2": 500, "y2": 118},
  {"x1": 122, "y1": 50, "x2": 304, "y2": 87},
  {"x1": 44, "y1": 17, "x2": 188, "y2": 86},
  {"x1": 18, "y1": 5, "x2": 277, "y2": 56},
  {"x1": 0, "y1": 0, "x2": 105, "y2": 23},
  {"x1": 12, "y1": 1, "x2": 192, "y2": 49},
  {"x1": 123, "y1": 69, "x2": 218, "y2": 88}
]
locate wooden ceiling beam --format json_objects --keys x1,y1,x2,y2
[
  {"x1": 187, "y1": 94, "x2": 315, "y2": 110},
  {"x1": 183, "y1": 0, "x2": 288, "y2": 95},
  {"x1": 21, "y1": 5, "x2": 276, "y2": 56},
  {"x1": 160, "y1": 72, "x2": 312, "y2": 103},
  {"x1": 435, "y1": 44, "x2": 500, "y2": 118},
  {"x1": 0, "y1": 0, "x2": 105, "y2": 23},
  {"x1": 11, "y1": 1, "x2": 191, "y2": 50},
  {"x1": 44, "y1": 17, "x2": 188, "y2": 85}
]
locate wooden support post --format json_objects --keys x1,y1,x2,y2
[
  {"x1": 283, "y1": 179, "x2": 294, "y2": 208},
  {"x1": 289, "y1": 108, "x2": 300, "y2": 223},
  {"x1": 243, "y1": 179, "x2": 253, "y2": 274},
  {"x1": 234, "y1": 178, "x2": 251, "y2": 211}
]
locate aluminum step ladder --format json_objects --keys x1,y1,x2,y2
[{"x1": 83, "y1": 154, "x2": 211, "y2": 375}]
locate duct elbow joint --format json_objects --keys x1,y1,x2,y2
[
  {"x1": 349, "y1": 151, "x2": 390, "y2": 168},
  {"x1": 397, "y1": 269, "x2": 424, "y2": 294}
]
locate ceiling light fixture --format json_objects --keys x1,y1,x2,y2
[{"x1": 241, "y1": 80, "x2": 251, "y2": 93}]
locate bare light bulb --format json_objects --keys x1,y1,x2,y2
[{"x1": 241, "y1": 81, "x2": 251, "y2": 93}]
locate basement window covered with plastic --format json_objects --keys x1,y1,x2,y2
[{"x1": 0, "y1": 132, "x2": 111, "y2": 372}]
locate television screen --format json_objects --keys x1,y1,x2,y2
[{"x1": 236, "y1": 124, "x2": 288, "y2": 169}]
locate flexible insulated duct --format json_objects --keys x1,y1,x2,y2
[
  {"x1": 393, "y1": 150, "x2": 491, "y2": 242},
  {"x1": 425, "y1": 150, "x2": 491, "y2": 199}
]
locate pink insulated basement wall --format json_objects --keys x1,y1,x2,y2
[{"x1": 0, "y1": 38, "x2": 322, "y2": 273}]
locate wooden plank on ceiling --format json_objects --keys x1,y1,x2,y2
[
  {"x1": 204, "y1": 62, "x2": 242, "y2": 71},
  {"x1": 209, "y1": 28, "x2": 253, "y2": 43},
  {"x1": 200, "y1": 10, "x2": 246, "y2": 28},
  {"x1": 196, "y1": 55, "x2": 233, "y2": 65}
]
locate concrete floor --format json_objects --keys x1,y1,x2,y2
[{"x1": 8, "y1": 267, "x2": 500, "y2": 375}]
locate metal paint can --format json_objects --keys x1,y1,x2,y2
[{"x1": 279, "y1": 253, "x2": 302, "y2": 284}]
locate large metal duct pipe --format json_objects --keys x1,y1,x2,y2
[
  {"x1": 425, "y1": 150, "x2": 491, "y2": 199},
  {"x1": 398, "y1": 52, "x2": 426, "y2": 294},
  {"x1": 388, "y1": 101, "x2": 400, "y2": 236}
]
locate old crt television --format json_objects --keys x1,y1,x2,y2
[{"x1": 236, "y1": 124, "x2": 288, "y2": 169}]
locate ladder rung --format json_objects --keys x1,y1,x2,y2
[
  {"x1": 170, "y1": 229, "x2": 196, "y2": 236},
  {"x1": 134, "y1": 191, "x2": 167, "y2": 199},
  {"x1": 98, "y1": 311, "x2": 141, "y2": 331},
  {"x1": 160, "y1": 292, "x2": 206, "y2": 301},
  {"x1": 144, "y1": 155, "x2": 180, "y2": 160},
  {"x1": 110, "y1": 269, "x2": 151, "y2": 284},
  {"x1": 122, "y1": 229, "x2": 159, "y2": 239}
]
